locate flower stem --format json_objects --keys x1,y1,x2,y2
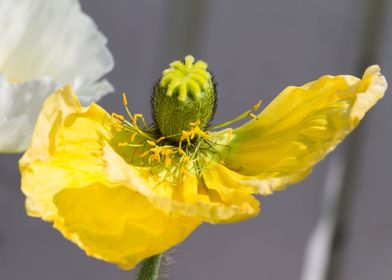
[{"x1": 136, "y1": 254, "x2": 162, "y2": 280}]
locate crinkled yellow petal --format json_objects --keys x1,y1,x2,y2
[
  {"x1": 218, "y1": 65, "x2": 387, "y2": 195},
  {"x1": 20, "y1": 86, "x2": 111, "y2": 219},
  {"x1": 53, "y1": 183, "x2": 199, "y2": 269},
  {"x1": 104, "y1": 145, "x2": 260, "y2": 224},
  {"x1": 19, "y1": 86, "x2": 200, "y2": 269},
  {"x1": 203, "y1": 162, "x2": 311, "y2": 196}
]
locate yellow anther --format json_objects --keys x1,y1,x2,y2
[
  {"x1": 161, "y1": 148, "x2": 172, "y2": 156},
  {"x1": 147, "y1": 140, "x2": 156, "y2": 146},
  {"x1": 164, "y1": 157, "x2": 171, "y2": 167},
  {"x1": 112, "y1": 123, "x2": 124, "y2": 131},
  {"x1": 180, "y1": 131, "x2": 187, "y2": 140},
  {"x1": 122, "y1": 93, "x2": 128, "y2": 106},
  {"x1": 180, "y1": 130, "x2": 192, "y2": 145},
  {"x1": 190, "y1": 120, "x2": 201, "y2": 127},
  {"x1": 189, "y1": 131, "x2": 196, "y2": 140},
  {"x1": 183, "y1": 155, "x2": 190, "y2": 164},
  {"x1": 178, "y1": 147, "x2": 186, "y2": 156},
  {"x1": 249, "y1": 113, "x2": 259, "y2": 120},
  {"x1": 156, "y1": 136, "x2": 166, "y2": 143},
  {"x1": 111, "y1": 113, "x2": 124, "y2": 121},
  {"x1": 194, "y1": 126, "x2": 208, "y2": 139},
  {"x1": 180, "y1": 166, "x2": 189, "y2": 175},
  {"x1": 118, "y1": 142, "x2": 129, "y2": 147},
  {"x1": 140, "y1": 151, "x2": 150, "y2": 158},
  {"x1": 151, "y1": 151, "x2": 161, "y2": 162},
  {"x1": 130, "y1": 133, "x2": 137, "y2": 142},
  {"x1": 160, "y1": 148, "x2": 173, "y2": 167},
  {"x1": 132, "y1": 113, "x2": 144, "y2": 125},
  {"x1": 252, "y1": 99, "x2": 263, "y2": 111}
]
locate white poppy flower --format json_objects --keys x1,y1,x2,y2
[{"x1": 0, "y1": 0, "x2": 114, "y2": 153}]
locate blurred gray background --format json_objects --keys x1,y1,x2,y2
[{"x1": 1, "y1": 0, "x2": 391, "y2": 279}]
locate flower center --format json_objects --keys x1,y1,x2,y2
[
  {"x1": 110, "y1": 56, "x2": 264, "y2": 184},
  {"x1": 111, "y1": 103, "x2": 220, "y2": 183}
]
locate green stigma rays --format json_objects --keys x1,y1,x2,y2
[{"x1": 160, "y1": 55, "x2": 211, "y2": 101}]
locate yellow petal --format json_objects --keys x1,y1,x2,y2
[
  {"x1": 203, "y1": 161, "x2": 310, "y2": 196},
  {"x1": 20, "y1": 85, "x2": 112, "y2": 219},
  {"x1": 19, "y1": 86, "x2": 200, "y2": 269},
  {"x1": 219, "y1": 65, "x2": 387, "y2": 195},
  {"x1": 104, "y1": 145, "x2": 260, "y2": 224},
  {"x1": 53, "y1": 183, "x2": 199, "y2": 269}
]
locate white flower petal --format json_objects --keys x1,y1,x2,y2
[
  {"x1": 0, "y1": 75, "x2": 59, "y2": 153},
  {"x1": 0, "y1": 0, "x2": 114, "y2": 103},
  {"x1": 72, "y1": 77, "x2": 114, "y2": 105},
  {"x1": 0, "y1": 0, "x2": 114, "y2": 152}
]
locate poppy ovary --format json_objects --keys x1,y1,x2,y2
[{"x1": 152, "y1": 55, "x2": 217, "y2": 142}]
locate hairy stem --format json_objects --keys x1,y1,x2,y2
[{"x1": 136, "y1": 254, "x2": 162, "y2": 280}]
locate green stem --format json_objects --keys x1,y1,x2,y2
[{"x1": 136, "y1": 254, "x2": 162, "y2": 280}]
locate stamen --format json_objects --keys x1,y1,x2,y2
[
  {"x1": 140, "y1": 151, "x2": 150, "y2": 157},
  {"x1": 122, "y1": 93, "x2": 128, "y2": 106},
  {"x1": 190, "y1": 120, "x2": 201, "y2": 126},
  {"x1": 112, "y1": 123, "x2": 124, "y2": 131},
  {"x1": 118, "y1": 142, "x2": 128, "y2": 147},
  {"x1": 121, "y1": 93, "x2": 134, "y2": 119},
  {"x1": 183, "y1": 156, "x2": 190, "y2": 163},
  {"x1": 252, "y1": 99, "x2": 263, "y2": 111},
  {"x1": 211, "y1": 99, "x2": 263, "y2": 130},
  {"x1": 178, "y1": 147, "x2": 186, "y2": 156},
  {"x1": 132, "y1": 113, "x2": 144, "y2": 125},
  {"x1": 249, "y1": 113, "x2": 259, "y2": 120},
  {"x1": 180, "y1": 166, "x2": 189, "y2": 175},
  {"x1": 118, "y1": 142, "x2": 143, "y2": 148},
  {"x1": 164, "y1": 157, "x2": 171, "y2": 167},
  {"x1": 111, "y1": 113, "x2": 124, "y2": 121},
  {"x1": 147, "y1": 140, "x2": 156, "y2": 146},
  {"x1": 113, "y1": 100, "x2": 219, "y2": 181}
]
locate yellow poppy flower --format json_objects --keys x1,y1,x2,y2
[{"x1": 19, "y1": 56, "x2": 387, "y2": 270}]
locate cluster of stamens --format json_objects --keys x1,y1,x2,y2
[
  {"x1": 111, "y1": 92, "x2": 263, "y2": 184},
  {"x1": 112, "y1": 93, "x2": 218, "y2": 182}
]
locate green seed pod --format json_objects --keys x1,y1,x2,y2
[{"x1": 152, "y1": 55, "x2": 217, "y2": 142}]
